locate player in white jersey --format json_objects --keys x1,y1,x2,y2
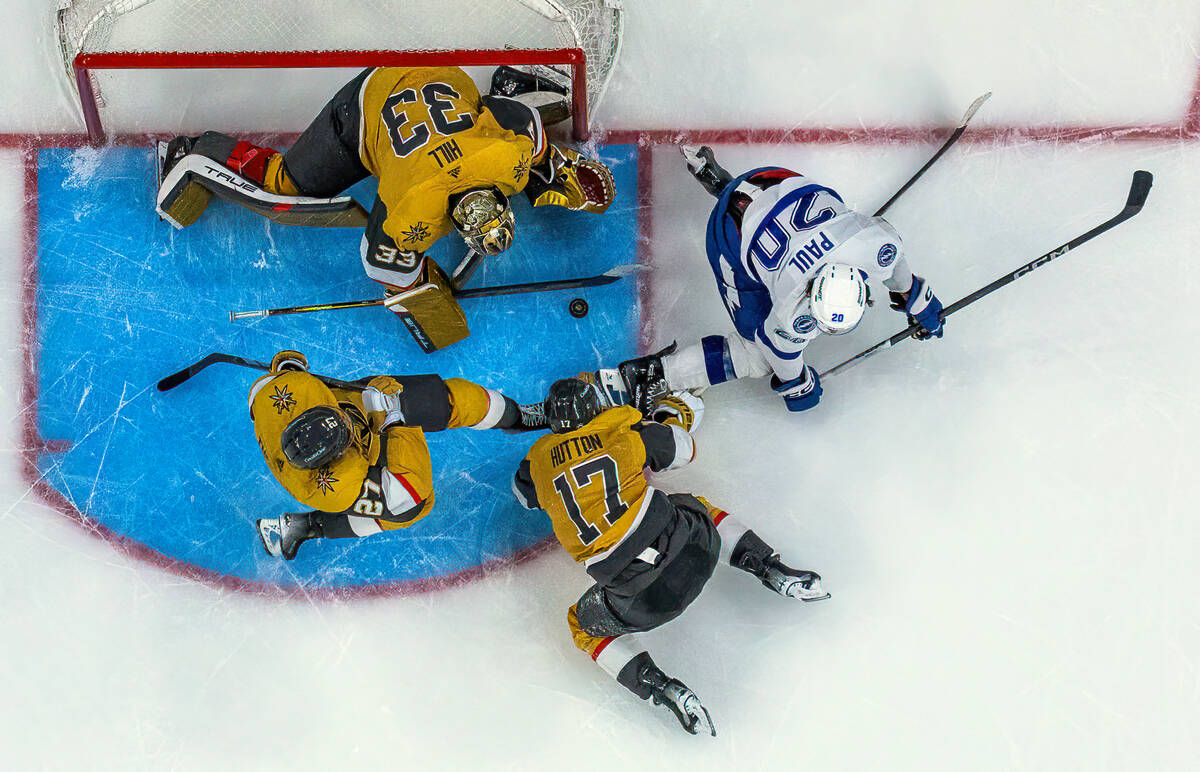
[{"x1": 618, "y1": 146, "x2": 946, "y2": 413}]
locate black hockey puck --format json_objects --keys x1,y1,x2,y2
[{"x1": 568, "y1": 297, "x2": 589, "y2": 318}]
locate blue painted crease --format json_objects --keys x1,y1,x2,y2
[{"x1": 34, "y1": 144, "x2": 639, "y2": 589}]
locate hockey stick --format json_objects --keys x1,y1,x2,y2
[
  {"x1": 872, "y1": 92, "x2": 991, "y2": 217},
  {"x1": 227, "y1": 264, "x2": 636, "y2": 321},
  {"x1": 450, "y1": 248, "x2": 484, "y2": 290},
  {"x1": 156, "y1": 353, "x2": 364, "y2": 392},
  {"x1": 821, "y1": 169, "x2": 1153, "y2": 378}
]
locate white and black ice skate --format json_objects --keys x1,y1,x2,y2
[
  {"x1": 761, "y1": 559, "x2": 831, "y2": 602},
  {"x1": 730, "y1": 530, "x2": 831, "y2": 602},
  {"x1": 653, "y1": 678, "x2": 716, "y2": 737},
  {"x1": 156, "y1": 135, "x2": 197, "y2": 186},
  {"x1": 637, "y1": 664, "x2": 715, "y2": 736},
  {"x1": 256, "y1": 513, "x2": 317, "y2": 561},
  {"x1": 617, "y1": 651, "x2": 716, "y2": 736},
  {"x1": 502, "y1": 401, "x2": 550, "y2": 434},
  {"x1": 489, "y1": 64, "x2": 569, "y2": 97},
  {"x1": 617, "y1": 342, "x2": 676, "y2": 414}
]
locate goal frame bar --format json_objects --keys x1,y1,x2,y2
[{"x1": 72, "y1": 47, "x2": 589, "y2": 145}]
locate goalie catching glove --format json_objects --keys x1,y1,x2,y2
[{"x1": 526, "y1": 144, "x2": 615, "y2": 214}]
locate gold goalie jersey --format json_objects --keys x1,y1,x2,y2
[
  {"x1": 358, "y1": 66, "x2": 545, "y2": 256},
  {"x1": 513, "y1": 405, "x2": 694, "y2": 562},
  {"x1": 248, "y1": 354, "x2": 509, "y2": 529}
]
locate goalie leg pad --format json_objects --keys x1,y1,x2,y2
[
  {"x1": 156, "y1": 150, "x2": 369, "y2": 229},
  {"x1": 157, "y1": 172, "x2": 213, "y2": 229},
  {"x1": 157, "y1": 132, "x2": 300, "y2": 227},
  {"x1": 188, "y1": 131, "x2": 281, "y2": 188}
]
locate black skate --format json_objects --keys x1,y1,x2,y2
[
  {"x1": 760, "y1": 558, "x2": 830, "y2": 602},
  {"x1": 617, "y1": 342, "x2": 676, "y2": 414},
  {"x1": 156, "y1": 135, "x2": 198, "y2": 184},
  {"x1": 632, "y1": 655, "x2": 716, "y2": 737},
  {"x1": 731, "y1": 530, "x2": 831, "y2": 602},
  {"x1": 502, "y1": 402, "x2": 550, "y2": 434},
  {"x1": 489, "y1": 64, "x2": 569, "y2": 97},
  {"x1": 680, "y1": 145, "x2": 734, "y2": 197},
  {"x1": 256, "y1": 513, "x2": 318, "y2": 561}
]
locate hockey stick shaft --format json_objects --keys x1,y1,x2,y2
[
  {"x1": 872, "y1": 92, "x2": 991, "y2": 217},
  {"x1": 228, "y1": 265, "x2": 632, "y2": 320},
  {"x1": 156, "y1": 352, "x2": 364, "y2": 392},
  {"x1": 821, "y1": 170, "x2": 1153, "y2": 378},
  {"x1": 450, "y1": 249, "x2": 484, "y2": 290}
]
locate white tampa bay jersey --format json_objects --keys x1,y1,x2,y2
[{"x1": 735, "y1": 174, "x2": 914, "y2": 316}]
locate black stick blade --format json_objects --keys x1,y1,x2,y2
[
  {"x1": 156, "y1": 353, "x2": 224, "y2": 391},
  {"x1": 1126, "y1": 170, "x2": 1153, "y2": 210},
  {"x1": 157, "y1": 367, "x2": 198, "y2": 391}
]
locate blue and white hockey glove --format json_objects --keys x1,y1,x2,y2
[
  {"x1": 771, "y1": 366, "x2": 822, "y2": 412},
  {"x1": 889, "y1": 275, "x2": 944, "y2": 340}
]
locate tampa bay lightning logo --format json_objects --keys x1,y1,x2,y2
[
  {"x1": 877, "y1": 243, "x2": 897, "y2": 267},
  {"x1": 793, "y1": 315, "x2": 817, "y2": 335}
]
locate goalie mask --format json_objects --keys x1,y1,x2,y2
[
  {"x1": 810, "y1": 263, "x2": 869, "y2": 335},
  {"x1": 450, "y1": 188, "x2": 515, "y2": 256},
  {"x1": 544, "y1": 378, "x2": 604, "y2": 433},
  {"x1": 281, "y1": 405, "x2": 352, "y2": 470}
]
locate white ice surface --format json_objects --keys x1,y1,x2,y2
[{"x1": 3, "y1": 1, "x2": 1200, "y2": 768}]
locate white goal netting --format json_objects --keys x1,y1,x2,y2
[{"x1": 56, "y1": 0, "x2": 623, "y2": 131}]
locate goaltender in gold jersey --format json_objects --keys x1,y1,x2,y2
[
  {"x1": 251, "y1": 349, "x2": 543, "y2": 560},
  {"x1": 512, "y1": 379, "x2": 829, "y2": 736},
  {"x1": 156, "y1": 65, "x2": 615, "y2": 352}
]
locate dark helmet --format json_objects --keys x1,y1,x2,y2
[
  {"x1": 544, "y1": 378, "x2": 603, "y2": 433},
  {"x1": 281, "y1": 405, "x2": 352, "y2": 469}
]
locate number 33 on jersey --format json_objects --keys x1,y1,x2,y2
[{"x1": 358, "y1": 66, "x2": 543, "y2": 254}]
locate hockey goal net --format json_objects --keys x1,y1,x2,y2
[{"x1": 56, "y1": 0, "x2": 623, "y2": 142}]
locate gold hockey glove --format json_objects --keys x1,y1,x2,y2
[
  {"x1": 270, "y1": 350, "x2": 308, "y2": 373},
  {"x1": 526, "y1": 144, "x2": 615, "y2": 213},
  {"x1": 366, "y1": 376, "x2": 403, "y2": 396},
  {"x1": 363, "y1": 376, "x2": 407, "y2": 433},
  {"x1": 650, "y1": 391, "x2": 705, "y2": 434}
]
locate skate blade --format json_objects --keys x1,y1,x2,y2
[
  {"x1": 783, "y1": 577, "x2": 831, "y2": 602},
  {"x1": 155, "y1": 140, "x2": 168, "y2": 185},
  {"x1": 256, "y1": 519, "x2": 283, "y2": 557},
  {"x1": 595, "y1": 368, "x2": 629, "y2": 407},
  {"x1": 683, "y1": 697, "x2": 717, "y2": 737}
]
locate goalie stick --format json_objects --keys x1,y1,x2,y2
[
  {"x1": 450, "y1": 248, "x2": 484, "y2": 290},
  {"x1": 228, "y1": 264, "x2": 637, "y2": 321},
  {"x1": 873, "y1": 91, "x2": 991, "y2": 217},
  {"x1": 820, "y1": 169, "x2": 1153, "y2": 378}
]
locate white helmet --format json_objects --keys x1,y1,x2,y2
[{"x1": 810, "y1": 263, "x2": 868, "y2": 335}]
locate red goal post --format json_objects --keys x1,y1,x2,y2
[{"x1": 72, "y1": 48, "x2": 590, "y2": 145}]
